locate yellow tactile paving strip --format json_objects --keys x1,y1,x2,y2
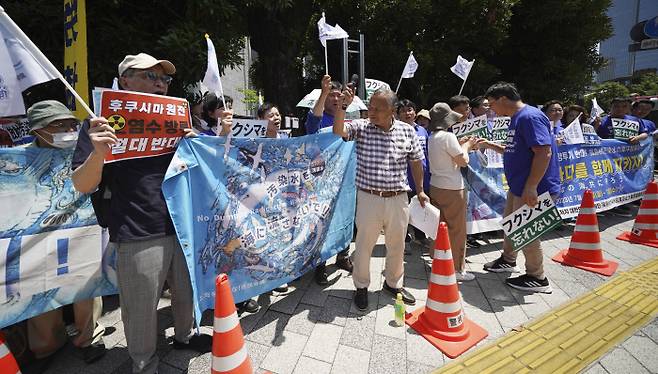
[{"x1": 435, "y1": 257, "x2": 658, "y2": 374}]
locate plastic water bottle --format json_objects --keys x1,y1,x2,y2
[{"x1": 394, "y1": 293, "x2": 405, "y2": 326}]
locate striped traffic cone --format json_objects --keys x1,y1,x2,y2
[
  {"x1": 211, "y1": 274, "x2": 252, "y2": 374},
  {"x1": 552, "y1": 190, "x2": 618, "y2": 276},
  {"x1": 617, "y1": 181, "x2": 658, "y2": 248},
  {"x1": 405, "y1": 222, "x2": 488, "y2": 358},
  {"x1": 0, "y1": 332, "x2": 20, "y2": 374}
]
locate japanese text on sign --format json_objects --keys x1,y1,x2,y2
[
  {"x1": 452, "y1": 115, "x2": 488, "y2": 138},
  {"x1": 232, "y1": 119, "x2": 268, "y2": 138},
  {"x1": 501, "y1": 192, "x2": 562, "y2": 251},
  {"x1": 611, "y1": 118, "x2": 639, "y2": 140},
  {"x1": 100, "y1": 90, "x2": 191, "y2": 163},
  {"x1": 491, "y1": 117, "x2": 510, "y2": 143}
]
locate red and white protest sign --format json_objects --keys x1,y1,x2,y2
[{"x1": 100, "y1": 90, "x2": 191, "y2": 163}]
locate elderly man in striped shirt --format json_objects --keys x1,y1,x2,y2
[{"x1": 333, "y1": 87, "x2": 430, "y2": 310}]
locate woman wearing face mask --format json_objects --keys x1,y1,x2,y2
[
  {"x1": 27, "y1": 100, "x2": 80, "y2": 149},
  {"x1": 23, "y1": 100, "x2": 107, "y2": 368}
]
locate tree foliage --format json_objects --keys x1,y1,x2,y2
[{"x1": 2, "y1": 0, "x2": 613, "y2": 112}]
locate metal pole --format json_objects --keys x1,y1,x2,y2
[
  {"x1": 358, "y1": 34, "x2": 365, "y2": 99},
  {"x1": 342, "y1": 37, "x2": 349, "y2": 85}
]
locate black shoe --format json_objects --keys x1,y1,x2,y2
[
  {"x1": 172, "y1": 334, "x2": 212, "y2": 353},
  {"x1": 354, "y1": 288, "x2": 368, "y2": 310},
  {"x1": 505, "y1": 274, "x2": 553, "y2": 294},
  {"x1": 335, "y1": 256, "x2": 353, "y2": 273},
  {"x1": 314, "y1": 264, "x2": 329, "y2": 286},
  {"x1": 274, "y1": 283, "x2": 289, "y2": 293},
  {"x1": 236, "y1": 299, "x2": 259, "y2": 314},
  {"x1": 382, "y1": 282, "x2": 416, "y2": 305},
  {"x1": 79, "y1": 341, "x2": 106, "y2": 364},
  {"x1": 466, "y1": 237, "x2": 481, "y2": 248},
  {"x1": 483, "y1": 257, "x2": 520, "y2": 273}
]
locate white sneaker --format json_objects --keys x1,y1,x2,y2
[{"x1": 455, "y1": 271, "x2": 475, "y2": 282}]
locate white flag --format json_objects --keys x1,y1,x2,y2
[
  {"x1": 317, "y1": 12, "x2": 349, "y2": 47},
  {"x1": 561, "y1": 117, "x2": 585, "y2": 145},
  {"x1": 588, "y1": 97, "x2": 604, "y2": 124},
  {"x1": 0, "y1": 27, "x2": 25, "y2": 117},
  {"x1": 0, "y1": 19, "x2": 57, "y2": 92},
  {"x1": 202, "y1": 34, "x2": 224, "y2": 97},
  {"x1": 400, "y1": 52, "x2": 418, "y2": 79},
  {"x1": 450, "y1": 55, "x2": 474, "y2": 81}
]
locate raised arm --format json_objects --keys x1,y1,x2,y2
[
  {"x1": 333, "y1": 86, "x2": 354, "y2": 138},
  {"x1": 72, "y1": 117, "x2": 118, "y2": 194}
]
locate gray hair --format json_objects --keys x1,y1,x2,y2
[{"x1": 371, "y1": 88, "x2": 398, "y2": 108}]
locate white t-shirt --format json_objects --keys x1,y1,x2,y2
[{"x1": 428, "y1": 130, "x2": 466, "y2": 190}]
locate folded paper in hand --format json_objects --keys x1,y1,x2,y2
[{"x1": 408, "y1": 196, "x2": 441, "y2": 239}]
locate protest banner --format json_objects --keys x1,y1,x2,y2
[
  {"x1": 63, "y1": 0, "x2": 90, "y2": 120},
  {"x1": 452, "y1": 114, "x2": 488, "y2": 138},
  {"x1": 99, "y1": 90, "x2": 191, "y2": 163},
  {"x1": 162, "y1": 133, "x2": 356, "y2": 324},
  {"x1": 231, "y1": 118, "x2": 268, "y2": 138},
  {"x1": 365, "y1": 79, "x2": 391, "y2": 102},
  {"x1": 582, "y1": 123, "x2": 601, "y2": 147},
  {"x1": 611, "y1": 118, "x2": 639, "y2": 140},
  {"x1": 465, "y1": 137, "x2": 654, "y2": 234},
  {"x1": 500, "y1": 192, "x2": 562, "y2": 251},
  {"x1": 0, "y1": 147, "x2": 117, "y2": 328},
  {"x1": 490, "y1": 116, "x2": 510, "y2": 143},
  {"x1": 0, "y1": 117, "x2": 32, "y2": 147}
]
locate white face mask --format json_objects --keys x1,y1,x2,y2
[{"x1": 48, "y1": 132, "x2": 78, "y2": 149}]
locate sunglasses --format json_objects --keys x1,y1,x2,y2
[{"x1": 137, "y1": 71, "x2": 173, "y2": 85}]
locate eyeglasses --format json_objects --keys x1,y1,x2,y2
[
  {"x1": 47, "y1": 119, "x2": 79, "y2": 129},
  {"x1": 548, "y1": 108, "x2": 563, "y2": 112},
  {"x1": 136, "y1": 71, "x2": 173, "y2": 85}
]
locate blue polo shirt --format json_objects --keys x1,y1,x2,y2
[
  {"x1": 503, "y1": 105, "x2": 560, "y2": 198},
  {"x1": 407, "y1": 123, "x2": 430, "y2": 194},
  {"x1": 596, "y1": 114, "x2": 647, "y2": 139},
  {"x1": 304, "y1": 111, "x2": 334, "y2": 134}
]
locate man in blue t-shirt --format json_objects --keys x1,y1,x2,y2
[
  {"x1": 479, "y1": 82, "x2": 560, "y2": 293},
  {"x1": 71, "y1": 53, "x2": 209, "y2": 373},
  {"x1": 632, "y1": 99, "x2": 656, "y2": 134},
  {"x1": 596, "y1": 97, "x2": 649, "y2": 143},
  {"x1": 397, "y1": 99, "x2": 430, "y2": 243},
  {"x1": 304, "y1": 74, "x2": 354, "y2": 285}
]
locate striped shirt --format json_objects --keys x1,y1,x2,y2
[{"x1": 345, "y1": 119, "x2": 424, "y2": 191}]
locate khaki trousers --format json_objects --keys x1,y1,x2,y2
[
  {"x1": 429, "y1": 186, "x2": 467, "y2": 272},
  {"x1": 28, "y1": 297, "x2": 104, "y2": 359},
  {"x1": 501, "y1": 191, "x2": 547, "y2": 279},
  {"x1": 352, "y1": 190, "x2": 409, "y2": 289}
]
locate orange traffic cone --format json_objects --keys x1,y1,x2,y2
[
  {"x1": 553, "y1": 190, "x2": 618, "y2": 276},
  {"x1": 211, "y1": 274, "x2": 252, "y2": 374},
  {"x1": 0, "y1": 332, "x2": 20, "y2": 374},
  {"x1": 405, "y1": 222, "x2": 488, "y2": 358},
  {"x1": 617, "y1": 181, "x2": 658, "y2": 248}
]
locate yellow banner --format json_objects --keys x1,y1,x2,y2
[{"x1": 63, "y1": 0, "x2": 89, "y2": 119}]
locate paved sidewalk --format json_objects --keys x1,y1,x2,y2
[{"x1": 33, "y1": 207, "x2": 658, "y2": 374}]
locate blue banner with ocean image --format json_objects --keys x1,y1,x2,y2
[
  {"x1": 0, "y1": 147, "x2": 117, "y2": 328},
  {"x1": 162, "y1": 133, "x2": 356, "y2": 323}
]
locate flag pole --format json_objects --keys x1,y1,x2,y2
[
  {"x1": 324, "y1": 45, "x2": 329, "y2": 75},
  {"x1": 0, "y1": 6, "x2": 96, "y2": 118},
  {"x1": 395, "y1": 75, "x2": 403, "y2": 94}
]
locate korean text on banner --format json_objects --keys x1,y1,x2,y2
[
  {"x1": 0, "y1": 117, "x2": 33, "y2": 147},
  {"x1": 63, "y1": 0, "x2": 89, "y2": 120},
  {"x1": 99, "y1": 90, "x2": 191, "y2": 163}
]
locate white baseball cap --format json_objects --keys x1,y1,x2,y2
[{"x1": 118, "y1": 53, "x2": 176, "y2": 76}]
